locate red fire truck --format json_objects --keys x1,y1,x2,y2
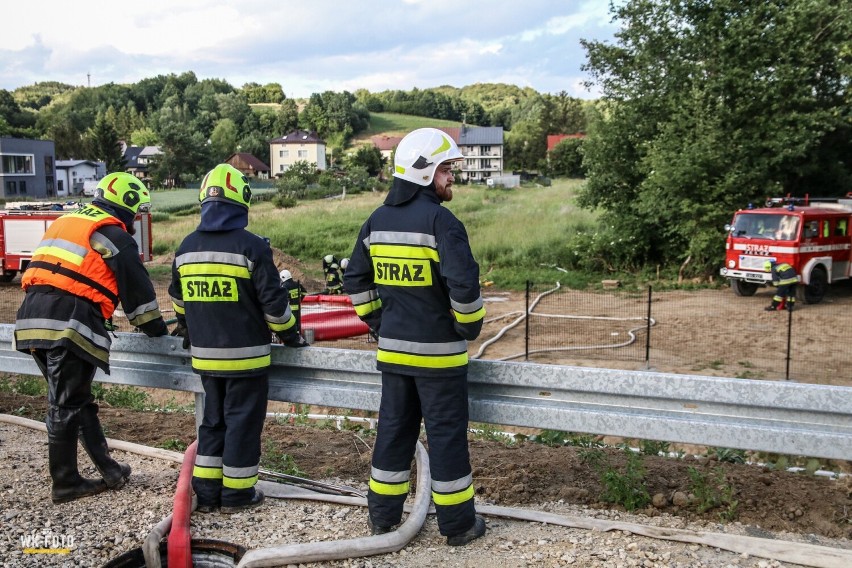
[
  {"x1": 719, "y1": 195, "x2": 852, "y2": 304},
  {"x1": 0, "y1": 202, "x2": 153, "y2": 282}
]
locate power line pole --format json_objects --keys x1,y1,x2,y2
[{"x1": 87, "y1": 73, "x2": 91, "y2": 88}]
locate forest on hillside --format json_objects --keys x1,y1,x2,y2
[{"x1": 0, "y1": 77, "x2": 589, "y2": 181}]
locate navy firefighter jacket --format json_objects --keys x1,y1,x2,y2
[
  {"x1": 343, "y1": 180, "x2": 485, "y2": 377},
  {"x1": 169, "y1": 202, "x2": 296, "y2": 377}
]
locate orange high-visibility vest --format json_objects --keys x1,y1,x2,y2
[{"x1": 22, "y1": 205, "x2": 122, "y2": 319}]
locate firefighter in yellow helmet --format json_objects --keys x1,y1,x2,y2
[
  {"x1": 763, "y1": 260, "x2": 798, "y2": 312},
  {"x1": 169, "y1": 164, "x2": 307, "y2": 514},
  {"x1": 343, "y1": 128, "x2": 487, "y2": 545},
  {"x1": 15, "y1": 172, "x2": 168, "y2": 504}
]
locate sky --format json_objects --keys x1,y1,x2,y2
[{"x1": 0, "y1": 0, "x2": 619, "y2": 99}]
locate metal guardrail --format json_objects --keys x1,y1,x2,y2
[{"x1": 1, "y1": 324, "x2": 850, "y2": 461}]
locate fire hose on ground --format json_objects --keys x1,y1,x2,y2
[{"x1": 3, "y1": 415, "x2": 852, "y2": 567}]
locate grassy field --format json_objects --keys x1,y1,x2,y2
[
  {"x1": 150, "y1": 179, "x2": 602, "y2": 289},
  {"x1": 357, "y1": 113, "x2": 462, "y2": 139}
]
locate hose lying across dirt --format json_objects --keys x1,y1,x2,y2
[
  {"x1": 3, "y1": 415, "x2": 851, "y2": 568},
  {"x1": 473, "y1": 281, "x2": 657, "y2": 362}
]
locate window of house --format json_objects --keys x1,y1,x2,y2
[
  {"x1": 19, "y1": 180, "x2": 26, "y2": 194},
  {"x1": 298, "y1": 150, "x2": 308, "y2": 158},
  {"x1": 480, "y1": 146, "x2": 491, "y2": 155},
  {"x1": 6, "y1": 181, "x2": 17, "y2": 194},
  {"x1": 1, "y1": 154, "x2": 35, "y2": 175},
  {"x1": 279, "y1": 164, "x2": 285, "y2": 172}
]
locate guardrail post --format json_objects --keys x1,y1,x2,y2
[
  {"x1": 645, "y1": 285, "x2": 652, "y2": 368},
  {"x1": 786, "y1": 308, "x2": 793, "y2": 381},
  {"x1": 525, "y1": 280, "x2": 531, "y2": 361}
]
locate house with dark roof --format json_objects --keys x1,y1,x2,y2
[
  {"x1": 225, "y1": 153, "x2": 271, "y2": 179},
  {"x1": 441, "y1": 125, "x2": 504, "y2": 183},
  {"x1": 55, "y1": 159, "x2": 105, "y2": 196},
  {"x1": 123, "y1": 145, "x2": 163, "y2": 186},
  {"x1": 269, "y1": 130, "x2": 326, "y2": 175}
]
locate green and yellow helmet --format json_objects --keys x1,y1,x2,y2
[
  {"x1": 94, "y1": 172, "x2": 150, "y2": 214},
  {"x1": 199, "y1": 164, "x2": 252, "y2": 209}
]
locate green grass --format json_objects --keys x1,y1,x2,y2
[
  {"x1": 150, "y1": 186, "x2": 277, "y2": 213},
  {"x1": 359, "y1": 112, "x2": 462, "y2": 138},
  {"x1": 150, "y1": 178, "x2": 614, "y2": 289}
]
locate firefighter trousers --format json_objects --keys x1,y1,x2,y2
[
  {"x1": 31, "y1": 347, "x2": 118, "y2": 484},
  {"x1": 193, "y1": 374, "x2": 268, "y2": 507},
  {"x1": 31, "y1": 346, "x2": 97, "y2": 442},
  {"x1": 368, "y1": 371, "x2": 476, "y2": 537}
]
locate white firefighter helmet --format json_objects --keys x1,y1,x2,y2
[
  {"x1": 340, "y1": 258, "x2": 349, "y2": 270},
  {"x1": 323, "y1": 254, "x2": 334, "y2": 264},
  {"x1": 279, "y1": 269, "x2": 292, "y2": 283},
  {"x1": 393, "y1": 128, "x2": 462, "y2": 186}
]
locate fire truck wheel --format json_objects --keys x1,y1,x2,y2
[
  {"x1": 730, "y1": 279, "x2": 758, "y2": 297},
  {"x1": 0, "y1": 271, "x2": 16, "y2": 283},
  {"x1": 801, "y1": 268, "x2": 827, "y2": 304}
]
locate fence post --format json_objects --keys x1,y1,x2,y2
[
  {"x1": 785, "y1": 308, "x2": 792, "y2": 380},
  {"x1": 645, "y1": 285, "x2": 652, "y2": 368},
  {"x1": 525, "y1": 280, "x2": 531, "y2": 361}
]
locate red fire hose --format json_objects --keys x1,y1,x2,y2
[{"x1": 167, "y1": 440, "x2": 197, "y2": 568}]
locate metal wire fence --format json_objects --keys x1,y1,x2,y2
[
  {"x1": 521, "y1": 281, "x2": 851, "y2": 384},
  {"x1": 5, "y1": 278, "x2": 848, "y2": 385}
]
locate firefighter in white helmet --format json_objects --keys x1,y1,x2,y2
[
  {"x1": 279, "y1": 269, "x2": 307, "y2": 333},
  {"x1": 343, "y1": 128, "x2": 486, "y2": 545},
  {"x1": 322, "y1": 253, "x2": 343, "y2": 294}
]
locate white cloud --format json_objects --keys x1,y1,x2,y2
[{"x1": 1, "y1": 1, "x2": 618, "y2": 97}]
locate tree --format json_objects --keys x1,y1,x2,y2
[
  {"x1": 347, "y1": 145, "x2": 385, "y2": 177},
  {"x1": 548, "y1": 138, "x2": 585, "y2": 178},
  {"x1": 85, "y1": 114, "x2": 125, "y2": 171},
  {"x1": 580, "y1": 0, "x2": 852, "y2": 274},
  {"x1": 209, "y1": 118, "x2": 238, "y2": 161}
]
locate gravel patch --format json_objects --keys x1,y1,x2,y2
[{"x1": 1, "y1": 422, "x2": 850, "y2": 568}]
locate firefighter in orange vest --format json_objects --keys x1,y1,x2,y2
[
  {"x1": 764, "y1": 260, "x2": 798, "y2": 311},
  {"x1": 14, "y1": 172, "x2": 168, "y2": 504}
]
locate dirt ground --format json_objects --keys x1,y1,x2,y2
[{"x1": 1, "y1": 252, "x2": 850, "y2": 543}]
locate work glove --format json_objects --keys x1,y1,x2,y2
[
  {"x1": 277, "y1": 332, "x2": 309, "y2": 348},
  {"x1": 171, "y1": 323, "x2": 190, "y2": 350}
]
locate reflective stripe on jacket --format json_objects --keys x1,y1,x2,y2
[
  {"x1": 22, "y1": 205, "x2": 122, "y2": 319},
  {"x1": 169, "y1": 229, "x2": 295, "y2": 377},
  {"x1": 771, "y1": 263, "x2": 798, "y2": 287},
  {"x1": 344, "y1": 189, "x2": 484, "y2": 377}
]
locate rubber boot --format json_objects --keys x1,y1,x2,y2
[
  {"x1": 78, "y1": 404, "x2": 131, "y2": 489},
  {"x1": 446, "y1": 515, "x2": 486, "y2": 546},
  {"x1": 49, "y1": 435, "x2": 107, "y2": 504}
]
